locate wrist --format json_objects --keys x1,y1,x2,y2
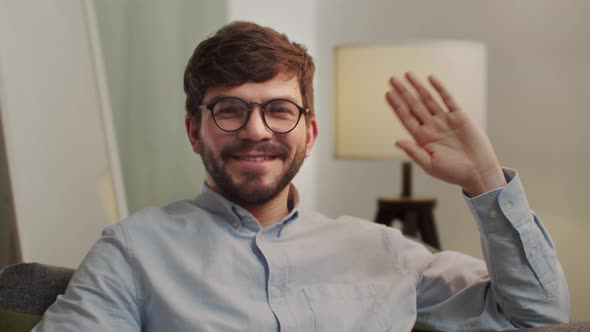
[{"x1": 463, "y1": 167, "x2": 507, "y2": 197}]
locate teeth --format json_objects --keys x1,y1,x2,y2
[{"x1": 239, "y1": 156, "x2": 273, "y2": 162}]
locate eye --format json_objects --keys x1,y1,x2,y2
[
  {"x1": 213, "y1": 99, "x2": 247, "y2": 119},
  {"x1": 266, "y1": 100, "x2": 298, "y2": 118}
]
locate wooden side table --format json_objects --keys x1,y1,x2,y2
[{"x1": 374, "y1": 196, "x2": 441, "y2": 249}]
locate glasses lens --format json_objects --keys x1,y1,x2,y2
[
  {"x1": 212, "y1": 98, "x2": 249, "y2": 131},
  {"x1": 264, "y1": 100, "x2": 301, "y2": 133}
]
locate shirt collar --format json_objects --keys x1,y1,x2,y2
[{"x1": 193, "y1": 182, "x2": 300, "y2": 232}]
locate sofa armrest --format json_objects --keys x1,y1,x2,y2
[{"x1": 0, "y1": 263, "x2": 74, "y2": 315}]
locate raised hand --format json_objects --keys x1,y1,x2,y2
[{"x1": 385, "y1": 72, "x2": 506, "y2": 197}]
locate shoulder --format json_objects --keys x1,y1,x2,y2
[
  {"x1": 118, "y1": 199, "x2": 209, "y2": 230},
  {"x1": 301, "y1": 209, "x2": 397, "y2": 233},
  {"x1": 104, "y1": 199, "x2": 220, "y2": 248},
  {"x1": 298, "y1": 209, "x2": 415, "y2": 246},
  {"x1": 298, "y1": 210, "x2": 433, "y2": 273},
  {"x1": 97, "y1": 199, "x2": 226, "y2": 266}
]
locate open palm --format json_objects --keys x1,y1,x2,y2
[{"x1": 385, "y1": 72, "x2": 506, "y2": 196}]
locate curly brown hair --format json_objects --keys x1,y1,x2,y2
[{"x1": 183, "y1": 21, "x2": 315, "y2": 124}]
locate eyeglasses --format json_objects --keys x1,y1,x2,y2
[{"x1": 198, "y1": 97, "x2": 310, "y2": 134}]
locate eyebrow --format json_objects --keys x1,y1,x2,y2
[{"x1": 203, "y1": 94, "x2": 301, "y2": 105}]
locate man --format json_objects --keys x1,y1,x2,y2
[{"x1": 34, "y1": 21, "x2": 569, "y2": 331}]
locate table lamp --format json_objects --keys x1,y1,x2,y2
[
  {"x1": 333, "y1": 41, "x2": 486, "y2": 248},
  {"x1": 334, "y1": 40, "x2": 486, "y2": 197}
]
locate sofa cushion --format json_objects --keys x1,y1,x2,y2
[{"x1": 0, "y1": 308, "x2": 42, "y2": 332}]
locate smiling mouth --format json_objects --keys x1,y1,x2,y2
[
  {"x1": 222, "y1": 142, "x2": 288, "y2": 163},
  {"x1": 233, "y1": 155, "x2": 277, "y2": 162}
]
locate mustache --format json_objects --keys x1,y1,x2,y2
[{"x1": 220, "y1": 141, "x2": 289, "y2": 159}]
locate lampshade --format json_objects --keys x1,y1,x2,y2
[{"x1": 334, "y1": 41, "x2": 487, "y2": 160}]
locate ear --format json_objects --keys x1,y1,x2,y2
[
  {"x1": 185, "y1": 113, "x2": 201, "y2": 155},
  {"x1": 304, "y1": 116, "x2": 318, "y2": 157}
]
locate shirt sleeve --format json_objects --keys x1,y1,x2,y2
[
  {"x1": 32, "y1": 224, "x2": 142, "y2": 332},
  {"x1": 415, "y1": 168, "x2": 570, "y2": 331}
]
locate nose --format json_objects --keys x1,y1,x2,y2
[{"x1": 237, "y1": 105, "x2": 273, "y2": 141}]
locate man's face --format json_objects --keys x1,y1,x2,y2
[{"x1": 185, "y1": 72, "x2": 317, "y2": 207}]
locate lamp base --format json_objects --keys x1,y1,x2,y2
[
  {"x1": 375, "y1": 196, "x2": 440, "y2": 249},
  {"x1": 401, "y1": 161, "x2": 412, "y2": 197}
]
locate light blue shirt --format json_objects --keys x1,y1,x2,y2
[{"x1": 34, "y1": 169, "x2": 569, "y2": 331}]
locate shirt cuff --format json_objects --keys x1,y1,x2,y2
[{"x1": 464, "y1": 168, "x2": 532, "y2": 234}]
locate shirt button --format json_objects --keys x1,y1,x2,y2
[
  {"x1": 488, "y1": 209, "x2": 498, "y2": 218},
  {"x1": 504, "y1": 201, "x2": 513, "y2": 210},
  {"x1": 231, "y1": 221, "x2": 239, "y2": 228},
  {"x1": 271, "y1": 287, "x2": 282, "y2": 297}
]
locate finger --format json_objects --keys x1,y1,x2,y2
[
  {"x1": 390, "y1": 76, "x2": 431, "y2": 125},
  {"x1": 428, "y1": 75, "x2": 461, "y2": 112},
  {"x1": 395, "y1": 140, "x2": 432, "y2": 172},
  {"x1": 405, "y1": 72, "x2": 445, "y2": 116},
  {"x1": 385, "y1": 90, "x2": 420, "y2": 133}
]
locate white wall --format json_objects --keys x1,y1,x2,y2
[
  {"x1": 227, "y1": 0, "x2": 319, "y2": 210},
  {"x1": 0, "y1": 0, "x2": 125, "y2": 268},
  {"x1": 315, "y1": 0, "x2": 590, "y2": 321}
]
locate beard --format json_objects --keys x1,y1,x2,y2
[{"x1": 199, "y1": 138, "x2": 306, "y2": 206}]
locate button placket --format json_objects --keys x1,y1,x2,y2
[
  {"x1": 271, "y1": 286, "x2": 282, "y2": 297},
  {"x1": 488, "y1": 209, "x2": 498, "y2": 218},
  {"x1": 266, "y1": 252, "x2": 291, "y2": 330}
]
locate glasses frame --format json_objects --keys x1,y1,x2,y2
[{"x1": 198, "y1": 97, "x2": 310, "y2": 134}]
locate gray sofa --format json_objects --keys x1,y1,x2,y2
[{"x1": 0, "y1": 263, "x2": 587, "y2": 331}]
